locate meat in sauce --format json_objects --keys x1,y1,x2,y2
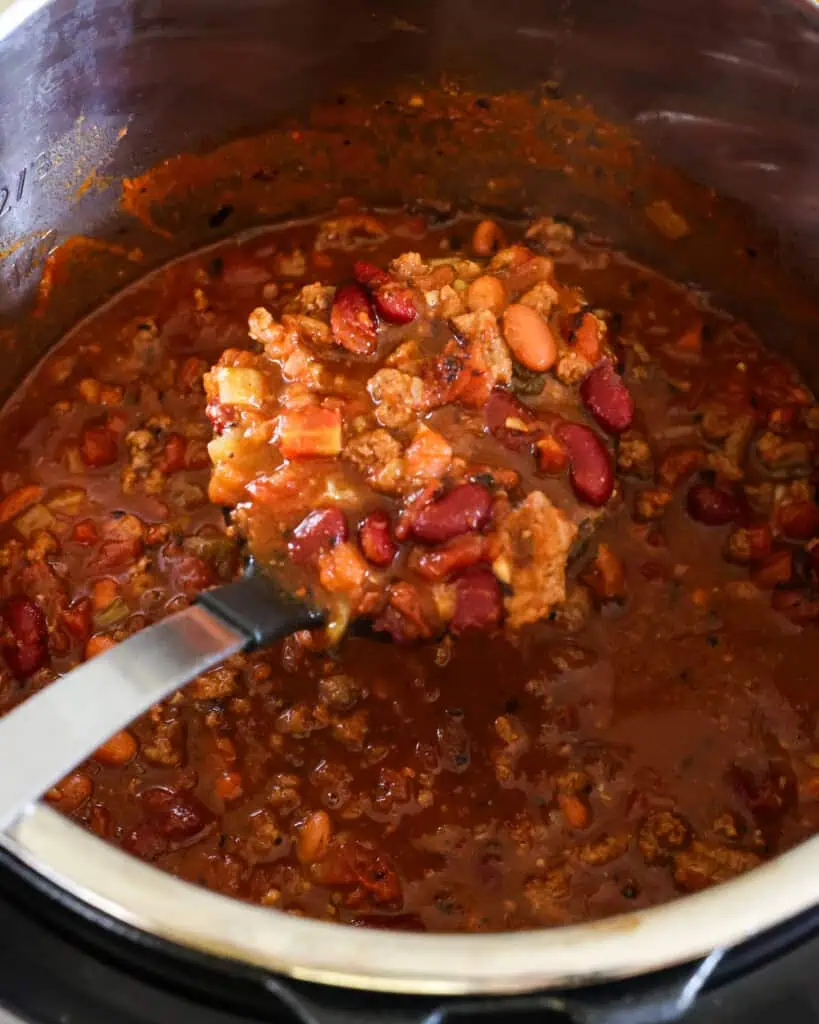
[{"x1": 2, "y1": 209, "x2": 819, "y2": 933}]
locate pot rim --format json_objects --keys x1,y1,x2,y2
[{"x1": 3, "y1": 805, "x2": 819, "y2": 995}]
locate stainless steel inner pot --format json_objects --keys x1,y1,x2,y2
[{"x1": 2, "y1": 0, "x2": 819, "y2": 997}]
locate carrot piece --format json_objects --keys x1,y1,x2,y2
[{"x1": 0, "y1": 484, "x2": 46, "y2": 524}]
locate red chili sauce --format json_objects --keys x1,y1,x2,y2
[{"x1": 1, "y1": 210, "x2": 818, "y2": 933}]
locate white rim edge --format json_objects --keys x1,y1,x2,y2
[{"x1": 3, "y1": 805, "x2": 819, "y2": 995}]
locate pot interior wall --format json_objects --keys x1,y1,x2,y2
[{"x1": 1, "y1": 0, "x2": 819, "y2": 402}]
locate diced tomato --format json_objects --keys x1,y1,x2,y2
[
  {"x1": 278, "y1": 407, "x2": 343, "y2": 459},
  {"x1": 80, "y1": 422, "x2": 118, "y2": 468}
]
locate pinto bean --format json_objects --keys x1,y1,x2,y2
[
  {"x1": 2, "y1": 595, "x2": 48, "y2": 679},
  {"x1": 330, "y1": 283, "x2": 377, "y2": 355},
  {"x1": 467, "y1": 275, "x2": 507, "y2": 314},
  {"x1": 686, "y1": 484, "x2": 741, "y2": 526},
  {"x1": 580, "y1": 361, "x2": 634, "y2": 433},
  {"x1": 451, "y1": 568, "x2": 502, "y2": 633},
  {"x1": 555, "y1": 423, "x2": 613, "y2": 506},
  {"x1": 358, "y1": 509, "x2": 397, "y2": 567},
  {"x1": 502, "y1": 304, "x2": 557, "y2": 372},
  {"x1": 297, "y1": 809, "x2": 332, "y2": 864},
  {"x1": 411, "y1": 483, "x2": 492, "y2": 544},
  {"x1": 94, "y1": 729, "x2": 138, "y2": 766},
  {"x1": 45, "y1": 771, "x2": 93, "y2": 813},
  {"x1": 289, "y1": 508, "x2": 348, "y2": 564},
  {"x1": 472, "y1": 219, "x2": 506, "y2": 256}
]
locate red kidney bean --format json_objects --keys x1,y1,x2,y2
[
  {"x1": 686, "y1": 484, "x2": 741, "y2": 525},
  {"x1": 353, "y1": 260, "x2": 390, "y2": 288},
  {"x1": 451, "y1": 567, "x2": 503, "y2": 634},
  {"x1": 358, "y1": 509, "x2": 397, "y2": 566},
  {"x1": 123, "y1": 823, "x2": 169, "y2": 861},
  {"x1": 330, "y1": 283, "x2": 378, "y2": 355},
  {"x1": 170, "y1": 553, "x2": 215, "y2": 594},
  {"x1": 411, "y1": 483, "x2": 492, "y2": 544},
  {"x1": 484, "y1": 389, "x2": 539, "y2": 453},
  {"x1": 141, "y1": 787, "x2": 212, "y2": 840},
  {"x1": 555, "y1": 422, "x2": 613, "y2": 506},
  {"x1": 373, "y1": 283, "x2": 417, "y2": 325},
  {"x1": 580, "y1": 361, "x2": 635, "y2": 433},
  {"x1": 289, "y1": 508, "x2": 348, "y2": 563},
  {"x1": 80, "y1": 422, "x2": 118, "y2": 468},
  {"x1": 413, "y1": 533, "x2": 487, "y2": 580},
  {"x1": 778, "y1": 500, "x2": 819, "y2": 540},
  {"x1": 2, "y1": 596, "x2": 48, "y2": 679}
]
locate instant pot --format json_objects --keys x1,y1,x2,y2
[{"x1": 2, "y1": 0, "x2": 819, "y2": 1020}]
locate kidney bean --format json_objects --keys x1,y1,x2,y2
[
  {"x1": 289, "y1": 508, "x2": 347, "y2": 563},
  {"x1": 358, "y1": 509, "x2": 397, "y2": 567},
  {"x1": 485, "y1": 389, "x2": 539, "y2": 453},
  {"x1": 170, "y1": 553, "x2": 215, "y2": 594},
  {"x1": 686, "y1": 484, "x2": 741, "y2": 525},
  {"x1": 777, "y1": 500, "x2": 819, "y2": 540},
  {"x1": 412, "y1": 533, "x2": 487, "y2": 580},
  {"x1": 2, "y1": 596, "x2": 48, "y2": 679},
  {"x1": 555, "y1": 422, "x2": 614, "y2": 506},
  {"x1": 411, "y1": 483, "x2": 492, "y2": 544},
  {"x1": 330, "y1": 283, "x2": 378, "y2": 355},
  {"x1": 80, "y1": 422, "x2": 118, "y2": 468},
  {"x1": 451, "y1": 567, "x2": 503, "y2": 634},
  {"x1": 580, "y1": 361, "x2": 634, "y2": 433},
  {"x1": 373, "y1": 283, "x2": 417, "y2": 325},
  {"x1": 141, "y1": 787, "x2": 212, "y2": 841},
  {"x1": 123, "y1": 823, "x2": 169, "y2": 861},
  {"x1": 353, "y1": 260, "x2": 390, "y2": 288},
  {"x1": 726, "y1": 760, "x2": 796, "y2": 822},
  {"x1": 502, "y1": 304, "x2": 557, "y2": 372}
]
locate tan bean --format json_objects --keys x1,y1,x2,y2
[
  {"x1": 297, "y1": 809, "x2": 332, "y2": 864},
  {"x1": 94, "y1": 729, "x2": 138, "y2": 766},
  {"x1": 471, "y1": 219, "x2": 506, "y2": 257},
  {"x1": 45, "y1": 771, "x2": 93, "y2": 812},
  {"x1": 502, "y1": 304, "x2": 557, "y2": 371},
  {"x1": 466, "y1": 275, "x2": 507, "y2": 314}
]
